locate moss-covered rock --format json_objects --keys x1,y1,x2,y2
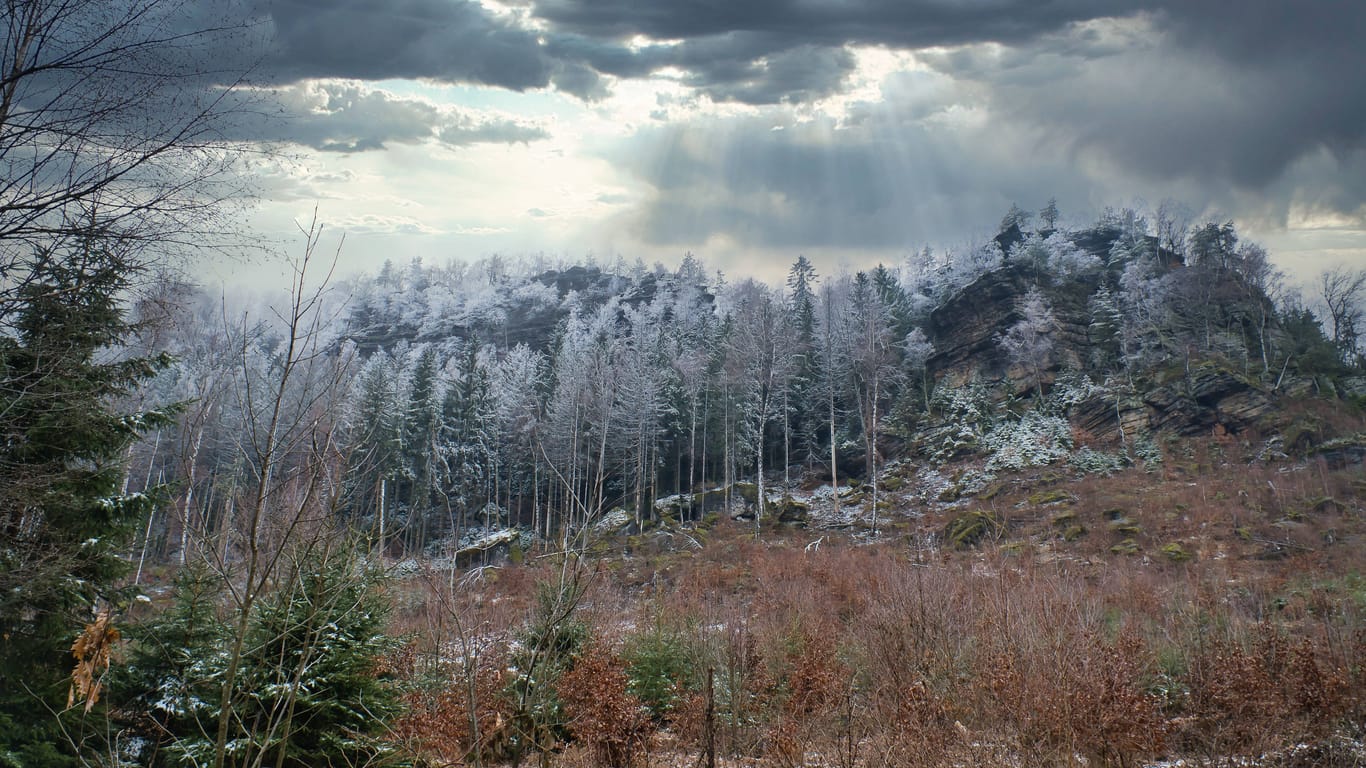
[
  {"x1": 1062, "y1": 524, "x2": 1087, "y2": 542},
  {"x1": 732, "y1": 482, "x2": 759, "y2": 504},
  {"x1": 1311, "y1": 434, "x2": 1366, "y2": 469},
  {"x1": 594, "y1": 508, "x2": 633, "y2": 535},
  {"x1": 1108, "y1": 519, "x2": 1142, "y2": 536},
  {"x1": 773, "y1": 496, "x2": 810, "y2": 524},
  {"x1": 1160, "y1": 542, "x2": 1190, "y2": 562},
  {"x1": 1029, "y1": 489, "x2": 1074, "y2": 506},
  {"x1": 944, "y1": 510, "x2": 1002, "y2": 549},
  {"x1": 1111, "y1": 538, "x2": 1140, "y2": 555},
  {"x1": 977, "y1": 482, "x2": 1007, "y2": 501},
  {"x1": 1281, "y1": 416, "x2": 1325, "y2": 454}
]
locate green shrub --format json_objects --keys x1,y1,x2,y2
[{"x1": 623, "y1": 625, "x2": 697, "y2": 721}]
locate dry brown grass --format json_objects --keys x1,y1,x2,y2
[{"x1": 383, "y1": 443, "x2": 1365, "y2": 767}]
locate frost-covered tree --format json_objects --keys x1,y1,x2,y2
[
  {"x1": 1040, "y1": 198, "x2": 1060, "y2": 231},
  {"x1": 437, "y1": 341, "x2": 494, "y2": 539},
  {"x1": 902, "y1": 328, "x2": 936, "y2": 410},
  {"x1": 999, "y1": 287, "x2": 1058, "y2": 401},
  {"x1": 401, "y1": 347, "x2": 441, "y2": 549},
  {"x1": 1000, "y1": 203, "x2": 1032, "y2": 234},
  {"x1": 541, "y1": 303, "x2": 621, "y2": 531},
  {"x1": 349, "y1": 351, "x2": 404, "y2": 541},
  {"x1": 616, "y1": 304, "x2": 673, "y2": 525},
  {"x1": 849, "y1": 272, "x2": 903, "y2": 530},
  {"x1": 722, "y1": 280, "x2": 788, "y2": 526},
  {"x1": 482, "y1": 344, "x2": 544, "y2": 530}
]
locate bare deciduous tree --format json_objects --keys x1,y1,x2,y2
[
  {"x1": 1318, "y1": 265, "x2": 1366, "y2": 364},
  {"x1": 2, "y1": 0, "x2": 253, "y2": 308}
]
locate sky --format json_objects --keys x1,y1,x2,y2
[{"x1": 202, "y1": 0, "x2": 1366, "y2": 288}]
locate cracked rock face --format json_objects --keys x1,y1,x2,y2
[
  {"x1": 926, "y1": 263, "x2": 1094, "y2": 401},
  {"x1": 922, "y1": 257, "x2": 1283, "y2": 441}
]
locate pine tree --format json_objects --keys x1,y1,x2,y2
[
  {"x1": 439, "y1": 340, "x2": 494, "y2": 539},
  {"x1": 116, "y1": 565, "x2": 229, "y2": 767},
  {"x1": 0, "y1": 244, "x2": 176, "y2": 765},
  {"x1": 1040, "y1": 198, "x2": 1060, "y2": 231}
]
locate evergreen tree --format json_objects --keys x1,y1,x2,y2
[
  {"x1": 439, "y1": 340, "x2": 494, "y2": 538},
  {"x1": 349, "y1": 352, "x2": 403, "y2": 543},
  {"x1": 1040, "y1": 198, "x2": 1060, "y2": 231},
  {"x1": 119, "y1": 546, "x2": 400, "y2": 768},
  {"x1": 0, "y1": 244, "x2": 176, "y2": 765},
  {"x1": 402, "y1": 347, "x2": 441, "y2": 549},
  {"x1": 785, "y1": 256, "x2": 821, "y2": 465},
  {"x1": 116, "y1": 565, "x2": 229, "y2": 768}
]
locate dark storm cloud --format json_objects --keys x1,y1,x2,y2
[
  {"x1": 258, "y1": 0, "x2": 552, "y2": 89},
  {"x1": 186, "y1": 0, "x2": 1366, "y2": 253},
  {"x1": 544, "y1": 31, "x2": 858, "y2": 105},
  {"x1": 533, "y1": 0, "x2": 1137, "y2": 104},
  {"x1": 590, "y1": 0, "x2": 1366, "y2": 257},
  {"x1": 533, "y1": 0, "x2": 1136, "y2": 50},
  {"x1": 917, "y1": 3, "x2": 1366, "y2": 210},
  {"x1": 536, "y1": 0, "x2": 1366, "y2": 199}
]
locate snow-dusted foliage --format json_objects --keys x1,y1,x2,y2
[
  {"x1": 903, "y1": 241, "x2": 1005, "y2": 304},
  {"x1": 113, "y1": 206, "x2": 1340, "y2": 562},
  {"x1": 1046, "y1": 371, "x2": 1106, "y2": 412},
  {"x1": 1069, "y1": 446, "x2": 1129, "y2": 475},
  {"x1": 982, "y1": 411, "x2": 1073, "y2": 471},
  {"x1": 1044, "y1": 232, "x2": 1102, "y2": 277},
  {"x1": 927, "y1": 381, "x2": 993, "y2": 464}
]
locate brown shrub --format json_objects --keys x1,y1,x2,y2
[
  {"x1": 1177, "y1": 627, "x2": 1352, "y2": 763},
  {"x1": 391, "y1": 655, "x2": 516, "y2": 766},
  {"x1": 983, "y1": 630, "x2": 1166, "y2": 767},
  {"x1": 557, "y1": 644, "x2": 651, "y2": 768}
]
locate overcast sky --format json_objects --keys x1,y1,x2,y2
[{"x1": 209, "y1": 0, "x2": 1366, "y2": 287}]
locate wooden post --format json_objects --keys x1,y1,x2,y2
[{"x1": 705, "y1": 666, "x2": 716, "y2": 768}]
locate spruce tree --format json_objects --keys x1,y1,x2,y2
[
  {"x1": 0, "y1": 244, "x2": 176, "y2": 765},
  {"x1": 402, "y1": 348, "x2": 440, "y2": 549},
  {"x1": 118, "y1": 546, "x2": 400, "y2": 768}
]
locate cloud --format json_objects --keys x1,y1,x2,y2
[
  {"x1": 606, "y1": 109, "x2": 1085, "y2": 254},
  {"x1": 325, "y1": 213, "x2": 443, "y2": 235},
  {"x1": 916, "y1": 8, "x2": 1366, "y2": 221},
  {"x1": 528, "y1": 0, "x2": 1138, "y2": 104},
  {"x1": 208, "y1": 0, "x2": 1366, "y2": 281},
  {"x1": 533, "y1": 0, "x2": 1136, "y2": 51},
  {"x1": 252, "y1": 0, "x2": 559, "y2": 91},
  {"x1": 599, "y1": 2, "x2": 1366, "y2": 265},
  {"x1": 223, "y1": 81, "x2": 547, "y2": 151}
]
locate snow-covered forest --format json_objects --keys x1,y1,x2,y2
[{"x1": 120, "y1": 204, "x2": 1364, "y2": 562}]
